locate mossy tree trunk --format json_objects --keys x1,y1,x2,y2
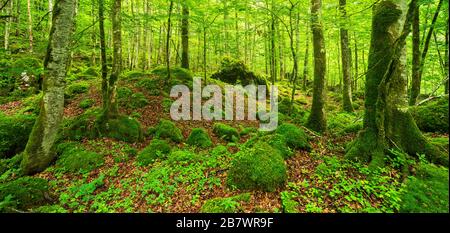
[
  {"x1": 306, "y1": 0, "x2": 327, "y2": 132},
  {"x1": 409, "y1": 3, "x2": 420, "y2": 106},
  {"x1": 102, "y1": 0, "x2": 121, "y2": 120},
  {"x1": 21, "y1": 0, "x2": 77, "y2": 175},
  {"x1": 339, "y1": 0, "x2": 354, "y2": 112},
  {"x1": 98, "y1": 0, "x2": 108, "y2": 110},
  {"x1": 346, "y1": 0, "x2": 447, "y2": 168}
]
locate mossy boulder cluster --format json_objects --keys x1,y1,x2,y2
[{"x1": 276, "y1": 123, "x2": 311, "y2": 151}]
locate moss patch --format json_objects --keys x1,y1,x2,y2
[
  {"x1": 213, "y1": 123, "x2": 239, "y2": 142},
  {"x1": 275, "y1": 123, "x2": 311, "y2": 151},
  {"x1": 154, "y1": 119, "x2": 183, "y2": 143},
  {"x1": 200, "y1": 193, "x2": 251, "y2": 213},
  {"x1": 412, "y1": 97, "x2": 449, "y2": 133},
  {"x1": 187, "y1": 128, "x2": 213, "y2": 148},
  {"x1": 56, "y1": 142, "x2": 104, "y2": 174},
  {"x1": 0, "y1": 113, "x2": 36, "y2": 159},
  {"x1": 0, "y1": 177, "x2": 49, "y2": 211},
  {"x1": 137, "y1": 139, "x2": 172, "y2": 166}
]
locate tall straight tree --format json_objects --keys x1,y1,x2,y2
[
  {"x1": 102, "y1": 0, "x2": 122, "y2": 120},
  {"x1": 26, "y1": 0, "x2": 33, "y2": 52},
  {"x1": 339, "y1": 0, "x2": 354, "y2": 112},
  {"x1": 409, "y1": 0, "x2": 443, "y2": 105},
  {"x1": 98, "y1": 0, "x2": 108, "y2": 110},
  {"x1": 409, "y1": 3, "x2": 420, "y2": 106},
  {"x1": 166, "y1": 0, "x2": 174, "y2": 82},
  {"x1": 306, "y1": 0, "x2": 327, "y2": 132},
  {"x1": 181, "y1": 1, "x2": 190, "y2": 69},
  {"x1": 346, "y1": 0, "x2": 446, "y2": 167},
  {"x1": 21, "y1": 0, "x2": 77, "y2": 175}
]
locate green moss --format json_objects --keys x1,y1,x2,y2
[
  {"x1": 152, "y1": 66, "x2": 193, "y2": 86},
  {"x1": 154, "y1": 119, "x2": 183, "y2": 143},
  {"x1": 167, "y1": 150, "x2": 200, "y2": 164},
  {"x1": 96, "y1": 115, "x2": 144, "y2": 143},
  {"x1": 66, "y1": 81, "x2": 90, "y2": 98},
  {"x1": 56, "y1": 142, "x2": 104, "y2": 174},
  {"x1": 129, "y1": 92, "x2": 148, "y2": 109},
  {"x1": 0, "y1": 113, "x2": 36, "y2": 159},
  {"x1": 162, "y1": 98, "x2": 173, "y2": 113},
  {"x1": 125, "y1": 71, "x2": 148, "y2": 80},
  {"x1": 61, "y1": 108, "x2": 100, "y2": 140},
  {"x1": 136, "y1": 78, "x2": 162, "y2": 96},
  {"x1": 137, "y1": 139, "x2": 172, "y2": 166},
  {"x1": 411, "y1": 97, "x2": 449, "y2": 133},
  {"x1": 400, "y1": 163, "x2": 449, "y2": 213},
  {"x1": 82, "y1": 67, "x2": 99, "y2": 77},
  {"x1": 276, "y1": 123, "x2": 311, "y2": 151},
  {"x1": 200, "y1": 193, "x2": 251, "y2": 213},
  {"x1": 210, "y1": 57, "x2": 266, "y2": 86},
  {"x1": 187, "y1": 128, "x2": 213, "y2": 148},
  {"x1": 429, "y1": 137, "x2": 449, "y2": 152},
  {"x1": 32, "y1": 205, "x2": 68, "y2": 213},
  {"x1": 328, "y1": 112, "x2": 363, "y2": 136},
  {"x1": 213, "y1": 123, "x2": 239, "y2": 142},
  {"x1": 265, "y1": 134, "x2": 294, "y2": 159},
  {"x1": 227, "y1": 142, "x2": 287, "y2": 192},
  {"x1": 0, "y1": 177, "x2": 49, "y2": 211},
  {"x1": 117, "y1": 87, "x2": 133, "y2": 101},
  {"x1": 79, "y1": 98, "x2": 95, "y2": 109}
]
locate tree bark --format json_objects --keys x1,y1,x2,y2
[
  {"x1": 346, "y1": 0, "x2": 447, "y2": 168},
  {"x1": 102, "y1": 0, "x2": 122, "y2": 120},
  {"x1": 302, "y1": 22, "x2": 310, "y2": 92},
  {"x1": 21, "y1": 0, "x2": 77, "y2": 175},
  {"x1": 410, "y1": 0, "x2": 443, "y2": 105},
  {"x1": 98, "y1": 0, "x2": 108, "y2": 110},
  {"x1": 306, "y1": 0, "x2": 327, "y2": 132},
  {"x1": 409, "y1": 4, "x2": 420, "y2": 106},
  {"x1": 339, "y1": 0, "x2": 354, "y2": 112},
  {"x1": 26, "y1": 0, "x2": 33, "y2": 52},
  {"x1": 166, "y1": 1, "x2": 174, "y2": 83},
  {"x1": 181, "y1": 2, "x2": 189, "y2": 69}
]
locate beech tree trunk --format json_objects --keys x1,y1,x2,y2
[
  {"x1": 306, "y1": 0, "x2": 327, "y2": 132},
  {"x1": 21, "y1": 0, "x2": 77, "y2": 175},
  {"x1": 339, "y1": 0, "x2": 354, "y2": 112},
  {"x1": 181, "y1": 3, "x2": 189, "y2": 69},
  {"x1": 346, "y1": 0, "x2": 447, "y2": 168},
  {"x1": 26, "y1": 0, "x2": 33, "y2": 52}
]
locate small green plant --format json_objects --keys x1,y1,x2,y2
[
  {"x1": 0, "y1": 177, "x2": 49, "y2": 211},
  {"x1": 200, "y1": 193, "x2": 251, "y2": 213}
]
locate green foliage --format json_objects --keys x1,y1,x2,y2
[
  {"x1": 227, "y1": 142, "x2": 287, "y2": 192},
  {"x1": 200, "y1": 193, "x2": 251, "y2": 213},
  {"x1": 61, "y1": 108, "x2": 100, "y2": 140},
  {"x1": 124, "y1": 71, "x2": 148, "y2": 80},
  {"x1": 213, "y1": 123, "x2": 239, "y2": 142},
  {"x1": 0, "y1": 177, "x2": 48, "y2": 211},
  {"x1": 82, "y1": 67, "x2": 99, "y2": 77},
  {"x1": 96, "y1": 115, "x2": 144, "y2": 143},
  {"x1": 56, "y1": 142, "x2": 104, "y2": 174},
  {"x1": 152, "y1": 66, "x2": 193, "y2": 86},
  {"x1": 412, "y1": 97, "x2": 449, "y2": 133},
  {"x1": 153, "y1": 119, "x2": 183, "y2": 143},
  {"x1": 0, "y1": 113, "x2": 36, "y2": 158},
  {"x1": 187, "y1": 128, "x2": 213, "y2": 148},
  {"x1": 281, "y1": 190, "x2": 299, "y2": 213},
  {"x1": 276, "y1": 123, "x2": 311, "y2": 151},
  {"x1": 32, "y1": 205, "x2": 68, "y2": 213},
  {"x1": 211, "y1": 57, "x2": 266, "y2": 86},
  {"x1": 117, "y1": 87, "x2": 133, "y2": 101},
  {"x1": 137, "y1": 139, "x2": 172, "y2": 166},
  {"x1": 79, "y1": 98, "x2": 95, "y2": 109},
  {"x1": 328, "y1": 112, "x2": 363, "y2": 136},
  {"x1": 129, "y1": 92, "x2": 149, "y2": 109},
  {"x1": 429, "y1": 137, "x2": 449, "y2": 152},
  {"x1": 400, "y1": 162, "x2": 449, "y2": 213},
  {"x1": 66, "y1": 81, "x2": 90, "y2": 98},
  {"x1": 265, "y1": 134, "x2": 294, "y2": 159},
  {"x1": 136, "y1": 79, "x2": 161, "y2": 96},
  {"x1": 162, "y1": 97, "x2": 173, "y2": 113}
]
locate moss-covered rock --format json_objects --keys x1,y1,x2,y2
[
  {"x1": 328, "y1": 112, "x2": 363, "y2": 136},
  {"x1": 0, "y1": 113, "x2": 36, "y2": 159},
  {"x1": 400, "y1": 163, "x2": 449, "y2": 213},
  {"x1": 79, "y1": 98, "x2": 95, "y2": 109},
  {"x1": 61, "y1": 108, "x2": 100, "y2": 140},
  {"x1": 56, "y1": 142, "x2": 104, "y2": 173},
  {"x1": 187, "y1": 128, "x2": 213, "y2": 148},
  {"x1": 154, "y1": 119, "x2": 183, "y2": 143},
  {"x1": 96, "y1": 115, "x2": 144, "y2": 143},
  {"x1": 66, "y1": 81, "x2": 90, "y2": 98},
  {"x1": 0, "y1": 177, "x2": 49, "y2": 211},
  {"x1": 129, "y1": 92, "x2": 148, "y2": 109},
  {"x1": 200, "y1": 193, "x2": 251, "y2": 213},
  {"x1": 211, "y1": 57, "x2": 266, "y2": 86},
  {"x1": 136, "y1": 78, "x2": 161, "y2": 96},
  {"x1": 137, "y1": 139, "x2": 171, "y2": 166},
  {"x1": 275, "y1": 123, "x2": 311, "y2": 151},
  {"x1": 227, "y1": 142, "x2": 287, "y2": 192},
  {"x1": 213, "y1": 123, "x2": 239, "y2": 142},
  {"x1": 412, "y1": 97, "x2": 449, "y2": 133}
]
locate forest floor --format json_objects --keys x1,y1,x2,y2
[{"x1": 0, "y1": 67, "x2": 448, "y2": 213}]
